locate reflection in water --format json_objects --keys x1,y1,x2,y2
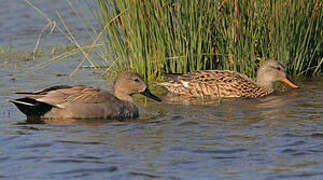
[
  {"x1": 247, "y1": 94, "x2": 297, "y2": 121},
  {"x1": 18, "y1": 117, "x2": 114, "y2": 126},
  {"x1": 16, "y1": 111, "x2": 166, "y2": 126},
  {"x1": 160, "y1": 90, "x2": 299, "y2": 123}
]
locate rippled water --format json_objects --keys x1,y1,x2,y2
[{"x1": 1, "y1": 1, "x2": 323, "y2": 180}]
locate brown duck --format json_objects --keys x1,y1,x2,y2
[
  {"x1": 158, "y1": 60, "x2": 298, "y2": 98},
  {"x1": 9, "y1": 71, "x2": 161, "y2": 119}
]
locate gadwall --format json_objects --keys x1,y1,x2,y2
[
  {"x1": 157, "y1": 60, "x2": 298, "y2": 98},
  {"x1": 9, "y1": 71, "x2": 161, "y2": 119}
]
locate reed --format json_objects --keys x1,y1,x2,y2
[{"x1": 95, "y1": 0, "x2": 322, "y2": 80}]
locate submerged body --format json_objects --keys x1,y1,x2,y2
[
  {"x1": 158, "y1": 60, "x2": 298, "y2": 98},
  {"x1": 9, "y1": 71, "x2": 161, "y2": 119}
]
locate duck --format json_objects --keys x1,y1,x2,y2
[
  {"x1": 9, "y1": 71, "x2": 161, "y2": 120},
  {"x1": 157, "y1": 60, "x2": 298, "y2": 98}
]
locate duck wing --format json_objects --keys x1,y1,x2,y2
[
  {"x1": 160, "y1": 70, "x2": 264, "y2": 97},
  {"x1": 15, "y1": 85, "x2": 118, "y2": 108}
]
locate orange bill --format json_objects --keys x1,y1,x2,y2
[{"x1": 280, "y1": 77, "x2": 299, "y2": 88}]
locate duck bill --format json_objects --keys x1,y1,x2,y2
[
  {"x1": 141, "y1": 88, "x2": 162, "y2": 102},
  {"x1": 280, "y1": 77, "x2": 299, "y2": 88}
]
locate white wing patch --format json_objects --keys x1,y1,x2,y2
[
  {"x1": 181, "y1": 81, "x2": 189, "y2": 88},
  {"x1": 55, "y1": 104, "x2": 65, "y2": 109}
]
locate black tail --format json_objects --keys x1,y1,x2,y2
[{"x1": 9, "y1": 98, "x2": 53, "y2": 116}]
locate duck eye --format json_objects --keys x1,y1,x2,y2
[
  {"x1": 276, "y1": 66, "x2": 281, "y2": 71},
  {"x1": 134, "y1": 78, "x2": 140, "y2": 82}
]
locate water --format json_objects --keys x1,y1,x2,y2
[{"x1": 1, "y1": 1, "x2": 323, "y2": 180}]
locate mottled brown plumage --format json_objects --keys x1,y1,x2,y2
[
  {"x1": 9, "y1": 71, "x2": 161, "y2": 119},
  {"x1": 158, "y1": 60, "x2": 298, "y2": 98}
]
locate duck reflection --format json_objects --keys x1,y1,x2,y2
[{"x1": 17, "y1": 116, "x2": 127, "y2": 126}]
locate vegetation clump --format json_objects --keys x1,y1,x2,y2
[{"x1": 97, "y1": 0, "x2": 322, "y2": 80}]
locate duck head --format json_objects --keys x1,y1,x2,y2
[
  {"x1": 256, "y1": 60, "x2": 299, "y2": 89},
  {"x1": 113, "y1": 71, "x2": 161, "y2": 103}
]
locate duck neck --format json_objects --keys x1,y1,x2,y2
[
  {"x1": 112, "y1": 91, "x2": 139, "y2": 119},
  {"x1": 256, "y1": 74, "x2": 274, "y2": 89},
  {"x1": 114, "y1": 91, "x2": 134, "y2": 103}
]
